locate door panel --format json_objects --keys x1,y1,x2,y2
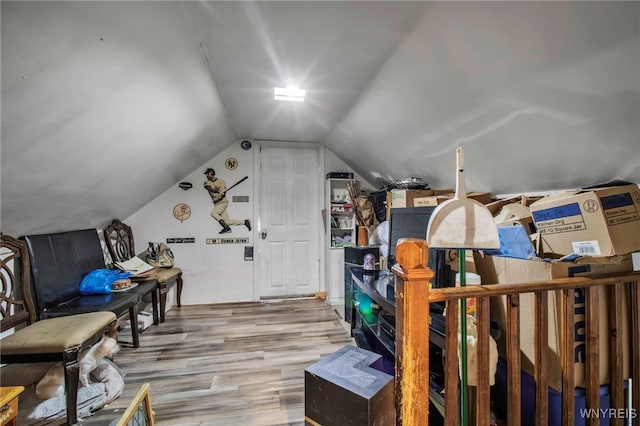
[{"x1": 259, "y1": 147, "x2": 320, "y2": 298}]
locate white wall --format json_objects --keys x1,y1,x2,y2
[
  {"x1": 125, "y1": 141, "x2": 255, "y2": 305},
  {"x1": 124, "y1": 140, "x2": 378, "y2": 306}
]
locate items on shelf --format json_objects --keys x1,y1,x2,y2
[
  {"x1": 327, "y1": 177, "x2": 357, "y2": 248},
  {"x1": 331, "y1": 234, "x2": 353, "y2": 247}
]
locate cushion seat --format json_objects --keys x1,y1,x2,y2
[
  {"x1": 146, "y1": 267, "x2": 182, "y2": 285},
  {"x1": 1, "y1": 311, "x2": 116, "y2": 355}
]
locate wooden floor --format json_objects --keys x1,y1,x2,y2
[{"x1": 83, "y1": 297, "x2": 354, "y2": 426}]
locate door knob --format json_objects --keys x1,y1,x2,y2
[{"x1": 261, "y1": 231, "x2": 267, "y2": 240}]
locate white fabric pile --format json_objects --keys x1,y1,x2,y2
[{"x1": 1, "y1": 358, "x2": 125, "y2": 425}]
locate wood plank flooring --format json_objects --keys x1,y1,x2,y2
[{"x1": 83, "y1": 297, "x2": 354, "y2": 426}]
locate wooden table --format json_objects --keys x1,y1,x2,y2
[{"x1": 0, "y1": 386, "x2": 24, "y2": 426}]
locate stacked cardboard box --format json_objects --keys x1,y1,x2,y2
[
  {"x1": 387, "y1": 189, "x2": 491, "y2": 209},
  {"x1": 474, "y1": 252, "x2": 633, "y2": 390},
  {"x1": 530, "y1": 182, "x2": 640, "y2": 257},
  {"x1": 413, "y1": 191, "x2": 491, "y2": 207},
  {"x1": 385, "y1": 188, "x2": 447, "y2": 219},
  {"x1": 414, "y1": 189, "x2": 491, "y2": 207},
  {"x1": 492, "y1": 202, "x2": 536, "y2": 234},
  {"x1": 389, "y1": 189, "x2": 434, "y2": 208}
]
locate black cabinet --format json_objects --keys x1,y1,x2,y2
[
  {"x1": 346, "y1": 265, "x2": 449, "y2": 349},
  {"x1": 344, "y1": 263, "x2": 354, "y2": 324},
  {"x1": 345, "y1": 265, "x2": 449, "y2": 417},
  {"x1": 346, "y1": 266, "x2": 396, "y2": 375}
]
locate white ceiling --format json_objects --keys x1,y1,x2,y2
[{"x1": 2, "y1": 1, "x2": 639, "y2": 236}]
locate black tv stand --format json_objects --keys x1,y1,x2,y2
[{"x1": 345, "y1": 264, "x2": 449, "y2": 417}]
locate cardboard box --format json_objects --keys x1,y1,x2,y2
[
  {"x1": 473, "y1": 252, "x2": 633, "y2": 390},
  {"x1": 486, "y1": 195, "x2": 542, "y2": 216},
  {"x1": 493, "y1": 202, "x2": 536, "y2": 234},
  {"x1": 412, "y1": 189, "x2": 454, "y2": 207},
  {"x1": 493, "y1": 359, "x2": 622, "y2": 426},
  {"x1": 530, "y1": 183, "x2": 640, "y2": 256},
  {"x1": 389, "y1": 189, "x2": 433, "y2": 208},
  {"x1": 414, "y1": 191, "x2": 491, "y2": 207},
  {"x1": 413, "y1": 195, "x2": 450, "y2": 207},
  {"x1": 432, "y1": 188, "x2": 455, "y2": 195},
  {"x1": 437, "y1": 191, "x2": 493, "y2": 205}
]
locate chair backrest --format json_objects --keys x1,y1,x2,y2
[
  {"x1": 21, "y1": 229, "x2": 106, "y2": 315},
  {"x1": 104, "y1": 219, "x2": 136, "y2": 263},
  {"x1": 1, "y1": 234, "x2": 37, "y2": 332}
]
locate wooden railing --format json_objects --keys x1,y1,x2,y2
[{"x1": 392, "y1": 241, "x2": 640, "y2": 426}]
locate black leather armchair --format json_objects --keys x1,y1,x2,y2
[{"x1": 21, "y1": 228, "x2": 158, "y2": 347}]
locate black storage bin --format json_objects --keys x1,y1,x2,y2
[{"x1": 371, "y1": 190, "x2": 388, "y2": 223}]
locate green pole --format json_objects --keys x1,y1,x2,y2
[{"x1": 459, "y1": 249, "x2": 468, "y2": 426}]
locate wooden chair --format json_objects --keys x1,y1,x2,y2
[
  {"x1": 0, "y1": 234, "x2": 118, "y2": 426},
  {"x1": 104, "y1": 219, "x2": 183, "y2": 323},
  {"x1": 113, "y1": 383, "x2": 155, "y2": 426}
]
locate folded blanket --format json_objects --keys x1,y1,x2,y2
[
  {"x1": 20, "y1": 383, "x2": 106, "y2": 425},
  {"x1": 13, "y1": 358, "x2": 126, "y2": 426}
]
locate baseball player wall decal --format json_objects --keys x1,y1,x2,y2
[{"x1": 203, "y1": 168, "x2": 251, "y2": 234}]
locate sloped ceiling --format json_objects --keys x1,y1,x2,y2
[
  {"x1": 1, "y1": 1, "x2": 237, "y2": 236},
  {"x1": 2, "y1": 1, "x2": 639, "y2": 237},
  {"x1": 326, "y1": 1, "x2": 640, "y2": 193}
]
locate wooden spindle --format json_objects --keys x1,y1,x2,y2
[
  {"x1": 608, "y1": 282, "x2": 624, "y2": 426},
  {"x1": 535, "y1": 291, "x2": 549, "y2": 426},
  {"x1": 630, "y1": 280, "x2": 640, "y2": 426},
  {"x1": 476, "y1": 296, "x2": 491, "y2": 426},
  {"x1": 561, "y1": 288, "x2": 575, "y2": 425},
  {"x1": 585, "y1": 287, "x2": 600, "y2": 426},
  {"x1": 445, "y1": 299, "x2": 460, "y2": 426},
  {"x1": 506, "y1": 293, "x2": 521, "y2": 426}
]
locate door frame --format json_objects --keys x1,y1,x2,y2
[{"x1": 252, "y1": 140, "x2": 326, "y2": 301}]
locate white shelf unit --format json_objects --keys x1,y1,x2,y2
[
  {"x1": 325, "y1": 178, "x2": 357, "y2": 307},
  {"x1": 327, "y1": 178, "x2": 356, "y2": 248}
]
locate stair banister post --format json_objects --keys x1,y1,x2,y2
[{"x1": 392, "y1": 238, "x2": 434, "y2": 426}]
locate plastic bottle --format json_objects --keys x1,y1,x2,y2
[{"x1": 455, "y1": 272, "x2": 482, "y2": 317}]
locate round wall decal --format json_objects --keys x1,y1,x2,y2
[
  {"x1": 173, "y1": 203, "x2": 191, "y2": 222},
  {"x1": 225, "y1": 157, "x2": 238, "y2": 170}
]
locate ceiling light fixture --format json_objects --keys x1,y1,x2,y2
[{"x1": 274, "y1": 86, "x2": 305, "y2": 102}]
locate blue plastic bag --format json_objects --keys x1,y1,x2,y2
[
  {"x1": 483, "y1": 225, "x2": 536, "y2": 260},
  {"x1": 80, "y1": 268, "x2": 132, "y2": 295}
]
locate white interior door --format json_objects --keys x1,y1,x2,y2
[{"x1": 258, "y1": 146, "x2": 320, "y2": 298}]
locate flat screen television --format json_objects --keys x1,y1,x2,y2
[{"x1": 387, "y1": 206, "x2": 452, "y2": 289}]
